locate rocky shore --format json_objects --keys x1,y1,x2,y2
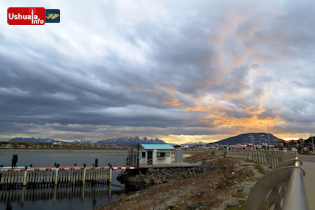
[
  {"x1": 118, "y1": 164, "x2": 220, "y2": 185},
  {"x1": 95, "y1": 157, "x2": 269, "y2": 210}
]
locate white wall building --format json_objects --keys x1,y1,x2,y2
[{"x1": 139, "y1": 144, "x2": 175, "y2": 165}]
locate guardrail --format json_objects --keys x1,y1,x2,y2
[{"x1": 229, "y1": 151, "x2": 309, "y2": 210}]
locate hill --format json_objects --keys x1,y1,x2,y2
[{"x1": 213, "y1": 133, "x2": 282, "y2": 145}]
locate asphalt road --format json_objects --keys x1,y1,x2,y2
[
  {"x1": 300, "y1": 156, "x2": 315, "y2": 210},
  {"x1": 300, "y1": 156, "x2": 315, "y2": 163}
]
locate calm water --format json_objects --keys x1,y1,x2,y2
[{"x1": 0, "y1": 151, "x2": 131, "y2": 210}]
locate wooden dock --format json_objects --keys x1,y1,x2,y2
[{"x1": 0, "y1": 166, "x2": 137, "y2": 189}]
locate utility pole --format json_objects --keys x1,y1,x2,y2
[
  {"x1": 249, "y1": 133, "x2": 255, "y2": 151},
  {"x1": 259, "y1": 135, "x2": 264, "y2": 145},
  {"x1": 311, "y1": 128, "x2": 314, "y2": 153},
  {"x1": 260, "y1": 123, "x2": 271, "y2": 150},
  {"x1": 267, "y1": 124, "x2": 270, "y2": 150}
]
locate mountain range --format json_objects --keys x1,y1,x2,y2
[
  {"x1": 9, "y1": 137, "x2": 166, "y2": 145},
  {"x1": 74, "y1": 137, "x2": 166, "y2": 145},
  {"x1": 9, "y1": 137, "x2": 63, "y2": 143},
  {"x1": 9, "y1": 133, "x2": 283, "y2": 145}
]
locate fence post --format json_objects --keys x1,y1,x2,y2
[
  {"x1": 55, "y1": 169, "x2": 59, "y2": 185},
  {"x1": 109, "y1": 168, "x2": 112, "y2": 183}
]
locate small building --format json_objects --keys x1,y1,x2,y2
[{"x1": 139, "y1": 144, "x2": 175, "y2": 165}]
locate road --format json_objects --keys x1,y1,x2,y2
[{"x1": 300, "y1": 156, "x2": 315, "y2": 210}]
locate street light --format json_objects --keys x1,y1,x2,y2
[
  {"x1": 259, "y1": 135, "x2": 265, "y2": 145},
  {"x1": 310, "y1": 128, "x2": 314, "y2": 153},
  {"x1": 249, "y1": 133, "x2": 255, "y2": 151},
  {"x1": 260, "y1": 123, "x2": 271, "y2": 150}
]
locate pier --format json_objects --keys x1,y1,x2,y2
[{"x1": 0, "y1": 166, "x2": 137, "y2": 189}]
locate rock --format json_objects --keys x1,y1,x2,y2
[
  {"x1": 186, "y1": 202, "x2": 199, "y2": 209},
  {"x1": 162, "y1": 175, "x2": 167, "y2": 182},
  {"x1": 203, "y1": 199, "x2": 216, "y2": 208},
  {"x1": 206, "y1": 199, "x2": 216, "y2": 205},
  {"x1": 148, "y1": 168, "x2": 155, "y2": 173},
  {"x1": 126, "y1": 194, "x2": 137, "y2": 201},
  {"x1": 128, "y1": 176, "x2": 138, "y2": 183},
  {"x1": 162, "y1": 171, "x2": 172, "y2": 176},
  {"x1": 228, "y1": 201, "x2": 240, "y2": 207}
]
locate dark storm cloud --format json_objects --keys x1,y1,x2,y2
[{"x1": 1, "y1": 0, "x2": 315, "y2": 142}]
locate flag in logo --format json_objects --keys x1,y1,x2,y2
[{"x1": 46, "y1": 9, "x2": 60, "y2": 23}]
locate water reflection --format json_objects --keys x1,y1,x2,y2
[
  {"x1": 6, "y1": 202, "x2": 12, "y2": 210},
  {"x1": 0, "y1": 152, "x2": 131, "y2": 210},
  {"x1": 0, "y1": 184, "x2": 125, "y2": 203}
]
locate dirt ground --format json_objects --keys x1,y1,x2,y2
[{"x1": 95, "y1": 156, "x2": 271, "y2": 210}]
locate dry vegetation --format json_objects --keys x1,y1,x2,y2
[
  {"x1": 182, "y1": 150, "x2": 221, "y2": 163},
  {"x1": 95, "y1": 156, "x2": 267, "y2": 210}
]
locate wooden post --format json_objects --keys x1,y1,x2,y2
[
  {"x1": 23, "y1": 170, "x2": 27, "y2": 186},
  {"x1": 109, "y1": 168, "x2": 112, "y2": 183},
  {"x1": 55, "y1": 169, "x2": 58, "y2": 185},
  {"x1": 83, "y1": 168, "x2": 86, "y2": 185}
]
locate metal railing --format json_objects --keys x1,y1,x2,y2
[
  {"x1": 229, "y1": 151, "x2": 309, "y2": 210},
  {"x1": 282, "y1": 158, "x2": 309, "y2": 210}
]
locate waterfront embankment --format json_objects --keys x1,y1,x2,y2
[{"x1": 95, "y1": 155, "x2": 271, "y2": 210}]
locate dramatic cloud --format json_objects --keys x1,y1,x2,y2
[{"x1": 1, "y1": 0, "x2": 315, "y2": 143}]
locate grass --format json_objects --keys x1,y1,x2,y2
[
  {"x1": 254, "y1": 163, "x2": 267, "y2": 174},
  {"x1": 244, "y1": 159, "x2": 255, "y2": 163},
  {"x1": 232, "y1": 192, "x2": 247, "y2": 198},
  {"x1": 183, "y1": 151, "x2": 217, "y2": 162}
]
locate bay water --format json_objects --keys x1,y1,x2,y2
[{"x1": 0, "y1": 151, "x2": 131, "y2": 210}]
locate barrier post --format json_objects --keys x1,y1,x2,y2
[
  {"x1": 55, "y1": 169, "x2": 59, "y2": 185},
  {"x1": 23, "y1": 170, "x2": 27, "y2": 186},
  {"x1": 109, "y1": 168, "x2": 112, "y2": 183},
  {"x1": 83, "y1": 168, "x2": 86, "y2": 185}
]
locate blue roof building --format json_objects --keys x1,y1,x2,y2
[{"x1": 139, "y1": 144, "x2": 174, "y2": 165}]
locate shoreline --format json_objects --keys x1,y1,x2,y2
[
  {"x1": 0, "y1": 149, "x2": 215, "y2": 154},
  {"x1": 95, "y1": 157, "x2": 268, "y2": 210},
  {"x1": 0, "y1": 149, "x2": 129, "y2": 153}
]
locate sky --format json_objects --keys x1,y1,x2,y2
[{"x1": 1, "y1": 0, "x2": 315, "y2": 144}]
